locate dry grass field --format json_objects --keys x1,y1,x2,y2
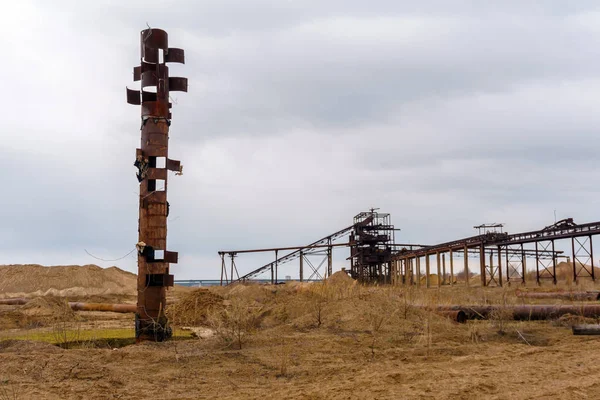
[{"x1": 1, "y1": 266, "x2": 600, "y2": 399}]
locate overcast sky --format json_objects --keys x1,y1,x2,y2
[{"x1": 2, "y1": 1, "x2": 600, "y2": 279}]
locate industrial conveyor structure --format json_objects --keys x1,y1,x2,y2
[{"x1": 219, "y1": 210, "x2": 598, "y2": 287}]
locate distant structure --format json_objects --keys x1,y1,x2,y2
[
  {"x1": 349, "y1": 209, "x2": 397, "y2": 283},
  {"x1": 127, "y1": 28, "x2": 187, "y2": 341}
]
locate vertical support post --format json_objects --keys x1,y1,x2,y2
[
  {"x1": 480, "y1": 244, "x2": 486, "y2": 287},
  {"x1": 449, "y1": 248, "x2": 454, "y2": 286},
  {"x1": 505, "y1": 246, "x2": 510, "y2": 285},
  {"x1": 230, "y1": 254, "x2": 235, "y2": 285},
  {"x1": 464, "y1": 244, "x2": 470, "y2": 287},
  {"x1": 551, "y1": 240, "x2": 557, "y2": 285},
  {"x1": 442, "y1": 253, "x2": 446, "y2": 285},
  {"x1": 436, "y1": 252, "x2": 441, "y2": 288},
  {"x1": 489, "y1": 250, "x2": 493, "y2": 286},
  {"x1": 271, "y1": 264, "x2": 274, "y2": 284},
  {"x1": 220, "y1": 253, "x2": 225, "y2": 286},
  {"x1": 590, "y1": 235, "x2": 595, "y2": 282},
  {"x1": 535, "y1": 241, "x2": 540, "y2": 286},
  {"x1": 497, "y1": 245, "x2": 503, "y2": 287},
  {"x1": 572, "y1": 237, "x2": 577, "y2": 283},
  {"x1": 521, "y1": 243, "x2": 526, "y2": 285},
  {"x1": 416, "y1": 257, "x2": 421, "y2": 288},
  {"x1": 275, "y1": 250, "x2": 278, "y2": 284},
  {"x1": 327, "y1": 240, "x2": 332, "y2": 279},
  {"x1": 425, "y1": 254, "x2": 431, "y2": 288},
  {"x1": 299, "y1": 251, "x2": 304, "y2": 282}
]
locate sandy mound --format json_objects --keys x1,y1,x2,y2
[
  {"x1": 19, "y1": 297, "x2": 75, "y2": 319},
  {"x1": 327, "y1": 271, "x2": 354, "y2": 286},
  {"x1": 0, "y1": 264, "x2": 137, "y2": 298},
  {"x1": 166, "y1": 289, "x2": 224, "y2": 326},
  {"x1": 0, "y1": 297, "x2": 76, "y2": 330}
]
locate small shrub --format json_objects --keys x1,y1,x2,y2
[{"x1": 207, "y1": 298, "x2": 261, "y2": 349}]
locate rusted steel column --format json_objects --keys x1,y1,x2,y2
[
  {"x1": 442, "y1": 253, "x2": 446, "y2": 285},
  {"x1": 220, "y1": 253, "x2": 225, "y2": 286},
  {"x1": 521, "y1": 243, "x2": 527, "y2": 285},
  {"x1": 572, "y1": 237, "x2": 577, "y2": 283},
  {"x1": 497, "y1": 245, "x2": 503, "y2": 287},
  {"x1": 551, "y1": 240, "x2": 557, "y2": 285},
  {"x1": 275, "y1": 250, "x2": 279, "y2": 283},
  {"x1": 436, "y1": 252, "x2": 441, "y2": 287},
  {"x1": 449, "y1": 248, "x2": 454, "y2": 286},
  {"x1": 327, "y1": 243, "x2": 333, "y2": 279},
  {"x1": 464, "y1": 244, "x2": 469, "y2": 287},
  {"x1": 479, "y1": 244, "x2": 486, "y2": 287},
  {"x1": 535, "y1": 241, "x2": 541, "y2": 286},
  {"x1": 590, "y1": 235, "x2": 595, "y2": 281},
  {"x1": 416, "y1": 257, "x2": 421, "y2": 288},
  {"x1": 299, "y1": 251, "x2": 304, "y2": 282},
  {"x1": 425, "y1": 253, "x2": 431, "y2": 288},
  {"x1": 127, "y1": 28, "x2": 187, "y2": 342}
]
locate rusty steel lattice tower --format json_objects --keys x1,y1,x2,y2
[{"x1": 126, "y1": 28, "x2": 187, "y2": 341}]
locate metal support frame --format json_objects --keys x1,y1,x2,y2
[
  {"x1": 572, "y1": 236, "x2": 595, "y2": 283},
  {"x1": 535, "y1": 240, "x2": 557, "y2": 285},
  {"x1": 505, "y1": 244, "x2": 526, "y2": 286}
]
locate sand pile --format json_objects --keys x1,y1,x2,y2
[
  {"x1": 166, "y1": 289, "x2": 224, "y2": 326},
  {"x1": 19, "y1": 297, "x2": 75, "y2": 319},
  {"x1": 327, "y1": 271, "x2": 354, "y2": 286},
  {"x1": 0, "y1": 297, "x2": 76, "y2": 330},
  {"x1": 0, "y1": 264, "x2": 137, "y2": 298}
]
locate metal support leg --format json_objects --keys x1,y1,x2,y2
[
  {"x1": 480, "y1": 244, "x2": 486, "y2": 287},
  {"x1": 449, "y1": 248, "x2": 454, "y2": 286},
  {"x1": 220, "y1": 253, "x2": 225, "y2": 286},
  {"x1": 442, "y1": 253, "x2": 446, "y2": 285},
  {"x1": 590, "y1": 235, "x2": 595, "y2": 282},
  {"x1": 521, "y1": 243, "x2": 526, "y2": 285},
  {"x1": 505, "y1": 246, "x2": 510, "y2": 286},
  {"x1": 497, "y1": 245, "x2": 503, "y2": 287},
  {"x1": 425, "y1": 254, "x2": 431, "y2": 288},
  {"x1": 416, "y1": 257, "x2": 421, "y2": 288},
  {"x1": 299, "y1": 251, "x2": 304, "y2": 282},
  {"x1": 489, "y1": 250, "x2": 494, "y2": 286},
  {"x1": 436, "y1": 252, "x2": 441, "y2": 288},
  {"x1": 464, "y1": 244, "x2": 469, "y2": 287},
  {"x1": 275, "y1": 250, "x2": 278, "y2": 284},
  {"x1": 552, "y1": 240, "x2": 557, "y2": 285},
  {"x1": 327, "y1": 245, "x2": 332, "y2": 279}
]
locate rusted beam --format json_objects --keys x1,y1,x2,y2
[
  {"x1": 69, "y1": 302, "x2": 137, "y2": 313},
  {"x1": 515, "y1": 290, "x2": 600, "y2": 301},
  {"x1": 0, "y1": 298, "x2": 29, "y2": 305},
  {"x1": 433, "y1": 304, "x2": 600, "y2": 320},
  {"x1": 572, "y1": 325, "x2": 600, "y2": 335}
]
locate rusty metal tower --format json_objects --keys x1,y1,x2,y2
[{"x1": 126, "y1": 28, "x2": 187, "y2": 341}]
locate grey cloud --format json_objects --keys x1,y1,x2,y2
[{"x1": 1, "y1": 1, "x2": 599, "y2": 279}]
